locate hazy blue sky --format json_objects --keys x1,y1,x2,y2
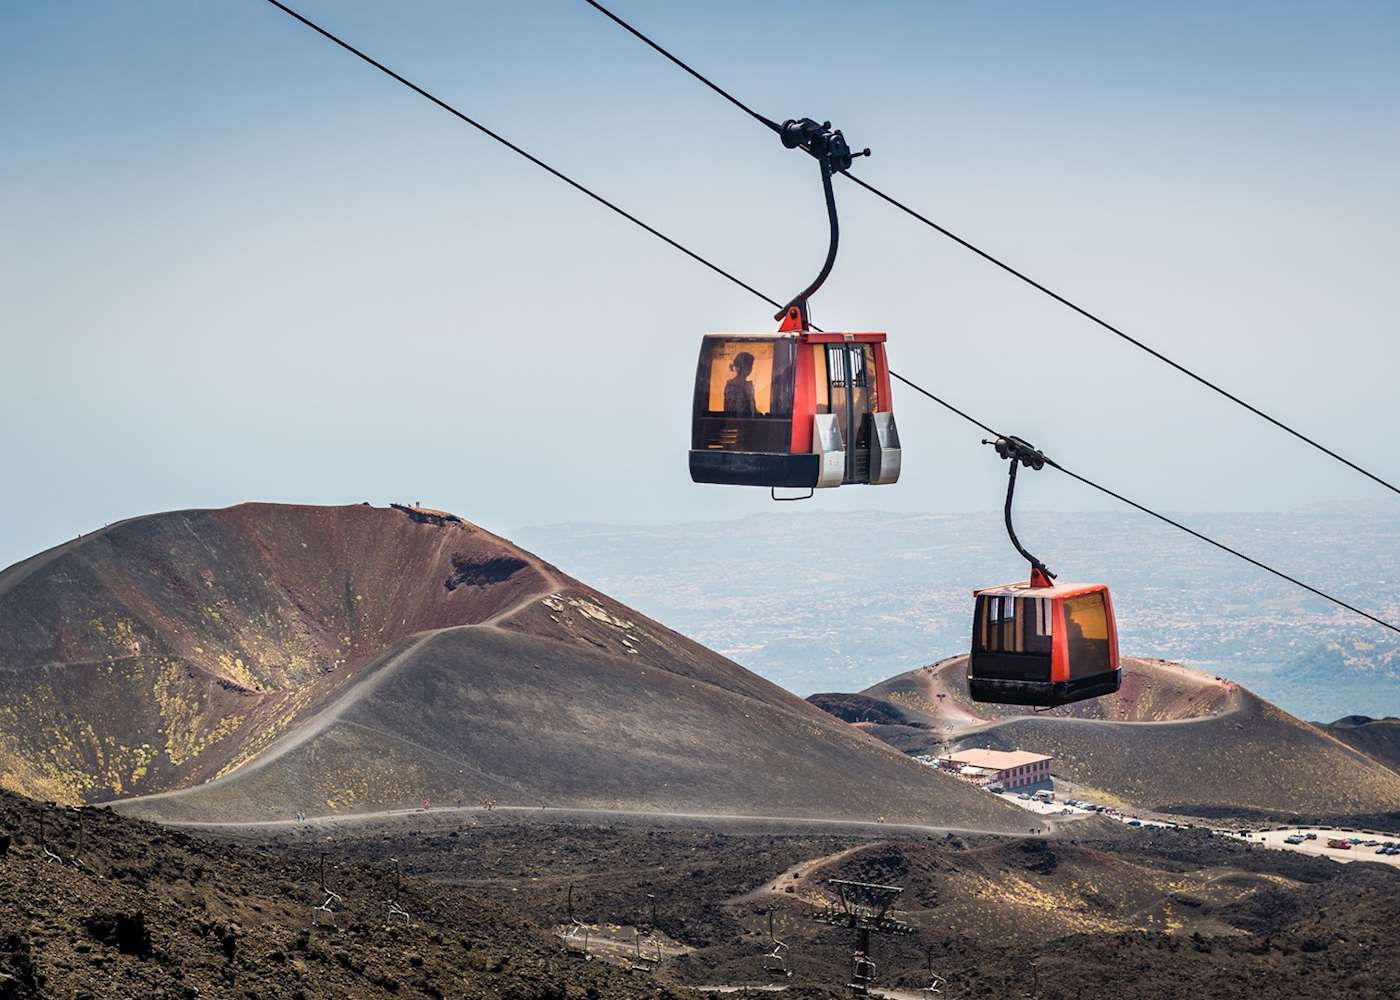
[{"x1": 3, "y1": 1, "x2": 1399, "y2": 570}]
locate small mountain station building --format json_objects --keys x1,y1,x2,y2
[{"x1": 935, "y1": 749, "x2": 1052, "y2": 790}]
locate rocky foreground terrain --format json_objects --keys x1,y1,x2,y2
[
  {"x1": 2, "y1": 791, "x2": 1398, "y2": 1000},
  {"x1": 0, "y1": 791, "x2": 703, "y2": 1000}
]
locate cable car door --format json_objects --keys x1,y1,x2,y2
[{"x1": 825, "y1": 343, "x2": 879, "y2": 484}]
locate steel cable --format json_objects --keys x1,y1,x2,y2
[
  {"x1": 260, "y1": 0, "x2": 1400, "y2": 636},
  {"x1": 582, "y1": 0, "x2": 1400, "y2": 499}
]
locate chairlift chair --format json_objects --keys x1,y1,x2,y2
[
  {"x1": 561, "y1": 919, "x2": 593, "y2": 961},
  {"x1": 559, "y1": 886, "x2": 592, "y2": 961},
  {"x1": 629, "y1": 929, "x2": 662, "y2": 975},
  {"x1": 386, "y1": 857, "x2": 410, "y2": 923},
  {"x1": 65, "y1": 809, "x2": 98, "y2": 876},
  {"x1": 629, "y1": 893, "x2": 662, "y2": 974},
  {"x1": 849, "y1": 950, "x2": 878, "y2": 993},
  {"x1": 312, "y1": 888, "x2": 343, "y2": 928},
  {"x1": 921, "y1": 945, "x2": 948, "y2": 997},
  {"x1": 311, "y1": 852, "x2": 343, "y2": 928},
  {"x1": 761, "y1": 910, "x2": 792, "y2": 979},
  {"x1": 37, "y1": 809, "x2": 62, "y2": 865}
]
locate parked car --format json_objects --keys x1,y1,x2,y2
[
  {"x1": 1284, "y1": 835, "x2": 1305, "y2": 845},
  {"x1": 1127, "y1": 819, "x2": 1142, "y2": 827},
  {"x1": 1304, "y1": 833, "x2": 1318, "y2": 841}
]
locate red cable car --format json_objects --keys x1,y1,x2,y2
[
  {"x1": 969, "y1": 572, "x2": 1121, "y2": 707},
  {"x1": 689, "y1": 311, "x2": 900, "y2": 490},
  {"x1": 688, "y1": 118, "x2": 899, "y2": 493},
  {"x1": 967, "y1": 437, "x2": 1122, "y2": 707}
]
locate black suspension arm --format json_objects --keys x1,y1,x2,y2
[
  {"x1": 987, "y1": 436, "x2": 1056, "y2": 580},
  {"x1": 774, "y1": 118, "x2": 869, "y2": 325}
]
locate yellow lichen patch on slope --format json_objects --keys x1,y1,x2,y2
[
  {"x1": 87, "y1": 616, "x2": 149, "y2": 660},
  {"x1": 885, "y1": 690, "x2": 942, "y2": 717},
  {"x1": 213, "y1": 686, "x2": 320, "y2": 779},
  {"x1": 152, "y1": 659, "x2": 250, "y2": 768},
  {"x1": 0, "y1": 739, "x2": 89, "y2": 804},
  {"x1": 953, "y1": 870, "x2": 1125, "y2": 936}
]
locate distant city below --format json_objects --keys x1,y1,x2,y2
[{"x1": 519, "y1": 509, "x2": 1400, "y2": 722}]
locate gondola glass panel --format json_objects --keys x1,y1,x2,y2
[
  {"x1": 692, "y1": 338, "x2": 796, "y2": 453},
  {"x1": 972, "y1": 595, "x2": 1052, "y2": 681},
  {"x1": 1064, "y1": 591, "x2": 1112, "y2": 679}
]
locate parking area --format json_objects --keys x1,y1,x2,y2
[
  {"x1": 991, "y1": 791, "x2": 1084, "y2": 816},
  {"x1": 993, "y1": 791, "x2": 1174, "y2": 828},
  {"x1": 990, "y1": 790, "x2": 1400, "y2": 866},
  {"x1": 1244, "y1": 828, "x2": 1400, "y2": 868}
]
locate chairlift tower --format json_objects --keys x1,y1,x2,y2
[{"x1": 814, "y1": 879, "x2": 915, "y2": 996}]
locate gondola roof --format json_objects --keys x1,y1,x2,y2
[{"x1": 972, "y1": 580, "x2": 1109, "y2": 600}]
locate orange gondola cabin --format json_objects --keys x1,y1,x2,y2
[
  {"x1": 689, "y1": 328, "x2": 901, "y2": 490},
  {"x1": 968, "y1": 570, "x2": 1121, "y2": 708},
  {"x1": 688, "y1": 118, "x2": 896, "y2": 492}
]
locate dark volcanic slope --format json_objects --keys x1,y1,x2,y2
[
  {"x1": 0, "y1": 503, "x2": 548, "y2": 803},
  {"x1": 811, "y1": 657, "x2": 1400, "y2": 818},
  {"x1": 1320, "y1": 716, "x2": 1400, "y2": 773},
  {"x1": 0, "y1": 503, "x2": 1024, "y2": 832}
]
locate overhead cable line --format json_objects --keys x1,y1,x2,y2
[
  {"x1": 893, "y1": 372, "x2": 1400, "y2": 636},
  {"x1": 582, "y1": 0, "x2": 782, "y2": 135},
  {"x1": 259, "y1": 0, "x2": 781, "y2": 313},
  {"x1": 580, "y1": 0, "x2": 1400, "y2": 500},
  {"x1": 259, "y1": 0, "x2": 1400, "y2": 636}
]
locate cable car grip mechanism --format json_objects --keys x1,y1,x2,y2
[
  {"x1": 983, "y1": 436, "x2": 1057, "y2": 585},
  {"x1": 774, "y1": 118, "x2": 870, "y2": 329}
]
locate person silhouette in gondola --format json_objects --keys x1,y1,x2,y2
[{"x1": 724, "y1": 351, "x2": 758, "y2": 417}]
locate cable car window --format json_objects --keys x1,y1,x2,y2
[
  {"x1": 1064, "y1": 591, "x2": 1112, "y2": 678},
  {"x1": 850, "y1": 346, "x2": 874, "y2": 452},
  {"x1": 692, "y1": 338, "x2": 795, "y2": 452},
  {"x1": 855, "y1": 344, "x2": 879, "y2": 414},
  {"x1": 978, "y1": 595, "x2": 1016, "y2": 652},
  {"x1": 812, "y1": 345, "x2": 830, "y2": 414},
  {"x1": 827, "y1": 345, "x2": 848, "y2": 427},
  {"x1": 1022, "y1": 597, "x2": 1052, "y2": 655},
  {"x1": 1033, "y1": 598, "x2": 1052, "y2": 637},
  {"x1": 976, "y1": 595, "x2": 1052, "y2": 656}
]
